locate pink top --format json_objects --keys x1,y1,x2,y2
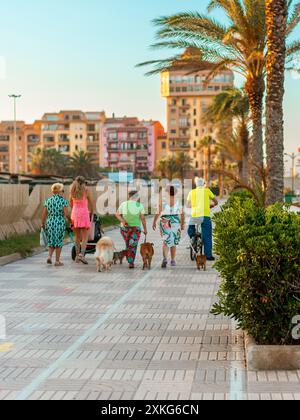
[{"x1": 71, "y1": 193, "x2": 91, "y2": 229}]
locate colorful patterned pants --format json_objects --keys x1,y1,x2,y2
[{"x1": 120, "y1": 226, "x2": 142, "y2": 264}]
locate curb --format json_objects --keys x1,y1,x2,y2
[{"x1": 245, "y1": 333, "x2": 300, "y2": 371}]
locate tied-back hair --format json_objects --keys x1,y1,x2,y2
[{"x1": 71, "y1": 176, "x2": 86, "y2": 200}]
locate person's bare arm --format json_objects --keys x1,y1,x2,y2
[
  {"x1": 211, "y1": 197, "x2": 219, "y2": 208},
  {"x1": 152, "y1": 198, "x2": 162, "y2": 231},
  {"x1": 64, "y1": 206, "x2": 71, "y2": 225},
  {"x1": 141, "y1": 214, "x2": 148, "y2": 236},
  {"x1": 116, "y1": 211, "x2": 127, "y2": 228},
  {"x1": 41, "y1": 208, "x2": 48, "y2": 228},
  {"x1": 86, "y1": 189, "x2": 94, "y2": 215}
]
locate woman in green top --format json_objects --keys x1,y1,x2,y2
[{"x1": 116, "y1": 191, "x2": 147, "y2": 269}]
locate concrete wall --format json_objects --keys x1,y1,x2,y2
[{"x1": 0, "y1": 185, "x2": 52, "y2": 240}]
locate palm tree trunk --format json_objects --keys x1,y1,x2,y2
[
  {"x1": 265, "y1": 0, "x2": 287, "y2": 205},
  {"x1": 239, "y1": 119, "x2": 250, "y2": 182},
  {"x1": 245, "y1": 74, "x2": 265, "y2": 183},
  {"x1": 207, "y1": 146, "x2": 212, "y2": 185}
]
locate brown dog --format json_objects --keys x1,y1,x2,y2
[
  {"x1": 113, "y1": 250, "x2": 127, "y2": 265},
  {"x1": 196, "y1": 254, "x2": 207, "y2": 271},
  {"x1": 140, "y1": 243, "x2": 154, "y2": 270}
]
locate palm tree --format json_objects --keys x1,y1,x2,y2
[
  {"x1": 265, "y1": 0, "x2": 288, "y2": 205},
  {"x1": 204, "y1": 88, "x2": 250, "y2": 181},
  {"x1": 31, "y1": 148, "x2": 68, "y2": 176},
  {"x1": 175, "y1": 152, "x2": 193, "y2": 180},
  {"x1": 69, "y1": 150, "x2": 97, "y2": 179},
  {"x1": 138, "y1": 0, "x2": 300, "y2": 182},
  {"x1": 198, "y1": 135, "x2": 215, "y2": 184},
  {"x1": 156, "y1": 159, "x2": 168, "y2": 178},
  {"x1": 166, "y1": 157, "x2": 180, "y2": 180}
]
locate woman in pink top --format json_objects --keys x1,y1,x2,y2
[{"x1": 70, "y1": 176, "x2": 94, "y2": 265}]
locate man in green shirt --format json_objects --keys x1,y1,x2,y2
[
  {"x1": 187, "y1": 178, "x2": 218, "y2": 261},
  {"x1": 116, "y1": 191, "x2": 147, "y2": 269}
]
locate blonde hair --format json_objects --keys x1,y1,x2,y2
[
  {"x1": 51, "y1": 183, "x2": 64, "y2": 195},
  {"x1": 71, "y1": 176, "x2": 86, "y2": 200}
]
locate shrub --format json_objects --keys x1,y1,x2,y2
[{"x1": 212, "y1": 196, "x2": 300, "y2": 345}]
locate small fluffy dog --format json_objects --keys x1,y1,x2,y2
[
  {"x1": 95, "y1": 237, "x2": 115, "y2": 272},
  {"x1": 113, "y1": 250, "x2": 127, "y2": 265},
  {"x1": 140, "y1": 242, "x2": 154, "y2": 270},
  {"x1": 196, "y1": 254, "x2": 207, "y2": 272}
]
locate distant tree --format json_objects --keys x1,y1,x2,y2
[
  {"x1": 69, "y1": 150, "x2": 98, "y2": 178},
  {"x1": 175, "y1": 152, "x2": 193, "y2": 180},
  {"x1": 31, "y1": 148, "x2": 68, "y2": 176},
  {"x1": 198, "y1": 136, "x2": 215, "y2": 184}
]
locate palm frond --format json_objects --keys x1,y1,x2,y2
[{"x1": 287, "y1": 2, "x2": 300, "y2": 36}]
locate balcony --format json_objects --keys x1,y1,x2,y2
[{"x1": 169, "y1": 143, "x2": 191, "y2": 151}]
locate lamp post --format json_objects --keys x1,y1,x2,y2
[
  {"x1": 285, "y1": 152, "x2": 300, "y2": 194},
  {"x1": 8, "y1": 94, "x2": 21, "y2": 174}
]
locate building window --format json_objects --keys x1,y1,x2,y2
[
  {"x1": 162, "y1": 142, "x2": 166, "y2": 149},
  {"x1": 194, "y1": 141, "x2": 197, "y2": 148},
  {"x1": 194, "y1": 109, "x2": 197, "y2": 116},
  {"x1": 194, "y1": 120, "x2": 197, "y2": 127},
  {"x1": 172, "y1": 99, "x2": 177, "y2": 106},
  {"x1": 171, "y1": 129, "x2": 177, "y2": 134},
  {"x1": 182, "y1": 99, "x2": 187, "y2": 106},
  {"x1": 195, "y1": 130, "x2": 199, "y2": 137}
]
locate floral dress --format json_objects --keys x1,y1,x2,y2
[
  {"x1": 44, "y1": 195, "x2": 69, "y2": 248},
  {"x1": 159, "y1": 201, "x2": 182, "y2": 248}
]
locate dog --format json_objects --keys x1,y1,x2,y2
[
  {"x1": 140, "y1": 242, "x2": 154, "y2": 270},
  {"x1": 113, "y1": 250, "x2": 127, "y2": 265},
  {"x1": 95, "y1": 237, "x2": 115, "y2": 272},
  {"x1": 196, "y1": 254, "x2": 207, "y2": 271}
]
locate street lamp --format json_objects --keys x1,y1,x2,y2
[
  {"x1": 285, "y1": 152, "x2": 300, "y2": 194},
  {"x1": 8, "y1": 94, "x2": 22, "y2": 174}
]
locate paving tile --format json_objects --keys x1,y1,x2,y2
[{"x1": 0, "y1": 214, "x2": 299, "y2": 400}]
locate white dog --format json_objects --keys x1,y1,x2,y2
[{"x1": 95, "y1": 237, "x2": 115, "y2": 272}]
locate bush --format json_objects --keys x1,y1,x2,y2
[{"x1": 212, "y1": 196, "x2": 300, "y2": 345}]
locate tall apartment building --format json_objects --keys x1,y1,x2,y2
[
  {"x1": 0, "y1": 121, "x2": 27, "y2": 173},
  {"x1": 160, "y1": 57, "x2": 234, "y2": 178},
  {"x1": 38, "y1": 110, "x2": 106, "y2": 167},
  {"x1": 100, "y1": 117, "x2": 165, "y2": 176},
  {"x1": 0, "y1": 110, "x2": 106, "y2": 174}
]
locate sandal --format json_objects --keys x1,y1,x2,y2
[
  {"x1": 55, "y1": 261, "x2": 64, "y2": 267},
  {"x1": 47, "y1": 258, "x2": 52, "y2": 265},
  {"x1": 78, "y1": 255, "x2": 88, "y2": 265}
]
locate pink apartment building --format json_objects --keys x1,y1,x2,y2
[{"x1": 100, "y1": 117, "x2": 165, "y2": 177}]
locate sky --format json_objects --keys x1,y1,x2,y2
[{"x1": 0, "y1": 0, "x2": 300, "y2": 157}]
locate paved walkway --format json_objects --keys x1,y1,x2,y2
[{"x1": 0, "y1": 219, "x2": 299, "y2": 401}]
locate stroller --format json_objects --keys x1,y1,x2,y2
[{"x1": 69, "y1": 215, "x2": 104, "y2": 261}]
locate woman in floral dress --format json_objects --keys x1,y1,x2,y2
[
  {"x1": 153, "y1": 186, "x2": 185, "y2": 268},
  {"x1": 41, "y1": 183, "x2": 71, "y2": 267}
]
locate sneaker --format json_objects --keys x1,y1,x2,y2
[
  {"x1": 161, "y1": 259, "x2": 168, "y2": 269},
  {"x1": 207, "y1": 256, "x2": 216, "y2": 262},
  {"x1": 171, "y1": 260, "x2": 176, "y2": 267}
]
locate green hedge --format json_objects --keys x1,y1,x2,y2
[{"x1": 212, "y1": 196, "x2": 300, "y2": 345}]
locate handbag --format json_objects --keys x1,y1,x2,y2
[{"x1": 40, "y1": 228, "x2": 47, "y2": 247}]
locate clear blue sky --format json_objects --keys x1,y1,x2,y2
[{"x1": 0, "y1": 0, "x2": 299, "y2": 154}]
